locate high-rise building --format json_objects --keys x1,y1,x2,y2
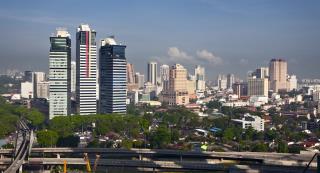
[
  {"x1": 217, "y1": 74, "x2": 227, "y2": 90},
  {"x1": 247, "y1": 77, "x2": 269, "y2": 97},
  {"x1": 49, "y1": 28, "x2": 71, "y2": 119},
  {"x1": 21, "y1": 82, "x2": 34, "y2": 99},
  {"x1": 187, "y1": 79, "x2": 196, "y2": 99},
  {"x1": 269, "y1": 59, "x2": 287, "y2": 92},
  {"x1": 147, "y1": 62, "x2": 157, "y2": 86},
  {"x1": 99, "y1": 37, "x2": 127, "y2": 114},
  {"x1": 37, "y1": 81, "x2": 49, "y2": 99},
  {"x1": 232, "y1": 82, "x2": 248, "y2": 98},
  {"x1": 255, "y1": 67, "x2": 269, "y2": 79},
  {"x1": 160, "y1": 64, "x2": 170, "y2": 90},
  {"x1": 161, "y1": 64, "x2": 189, "y2": 105},
  {"x1": 195, "y1": 65, "x2": 206, "y2": 91},
  {"x1": 287, "y1": 75, "x2": 298, "y2": 91},
  {"x1": 227, "y1": 73, "x2": 235, "y2": 89},
  {"x1": 127, "y1": 63, "x2": 135, "y2": 84},
  {"x1": 33, "y1": 72, "x2": 47, "y2": 98},
  {"x1": 135, "y1": 72, "x2": 145, "y2": 89},
  {"x1": 71, "y1": 61, "x2": 76, "y2": 93},
  {"x1": 24, "y1": 71, "x2": 34, "y2": 82},
  {"x1": 76, "y1": 24, "x2": 97, "y2": 115},
  {"x1": 34, "y1": 72, "x2": 46, "y2": 83},
  {"x1": 127, "y1": 63, "x2": 138, "y2": 91}
]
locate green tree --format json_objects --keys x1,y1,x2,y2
[
  {"x1": 206, "y1": 100, "x2": 222, "y2": 109},
  {"x1": 25, "y1": 109, "x2": 45, "y2": 127},
  {"x1": 265, "y1": 129, "x2": 278, "y2": 141},
  {"x1": 150, "y1": 126, "x2": 171, "y2": 148},
  {"x1": 121, "y1": 139, "x2": 133, "y2": 149},
  {"x1": 49, "y1": 116, "x2": 74, "y2": 137},
  {"x1": 37, "y1": 130, "x2": 59, "y2": 147},
  {"x1": 87, "y1": 139, "x2": 100, "y2": 148},
  {"x1": 223, "y1": 128, "x2": 234, "y2": 142},
  {"x1": 288, "y1": 145, "x2": 303, "y2": 154},
  {"x1": 252, "y1": 142, "x2": 268, "y2": 152},
  {"x1": 277, "y1": 140, "x2": 288, "y2": 153},
  {"x1": 57, "y1": 135, "x2": 80, "y2": 147},
  {"x1": 171, "y1": 129, "x2": 180, "y2": 142}
]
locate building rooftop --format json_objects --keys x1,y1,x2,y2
[
  {"x1": 101, "y1": 37, "x2": 117, "y2": 46},
  {"x1": 77, "y1": 24, "x2": 94, "y2": 32},
  {"x1": 55, "y1": 28, "x2": 70, "y2": 38}
]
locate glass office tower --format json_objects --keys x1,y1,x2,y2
[
  {"x1": 49, "y1": 28, "x2": 71, "y2": 119},
  {"x1": 99, "y1": 37, "x2": 127, "y2": 114}
]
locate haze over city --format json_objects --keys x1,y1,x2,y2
[
  {"x1": 0, "y1": 0, "x2": 319, "y2": 79},
  {"x1": 1, "y1": 1, "x2": 320, "y2": 172}
]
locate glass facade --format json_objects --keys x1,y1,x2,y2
[
  {"x1": 99, "y1": 42, "x2": 127, "y2": 114},
  {"x1": 49, "y1": 34, "x2": 71, "y2": 119}
]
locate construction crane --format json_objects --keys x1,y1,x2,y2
[
  {"x1": 93, "y1": 155, "x2": 100, "y2": 172},
  {"x1": 84, "y1": 153, "x2": 92, "y2": 172}
]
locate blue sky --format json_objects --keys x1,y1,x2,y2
[{"x1": 0, "y1": 0, "x2": 319, "y2": 79}]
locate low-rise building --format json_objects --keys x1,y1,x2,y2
[
  {"x1": 232, "y1": 113, "x2": 265, "y2": 131},
  {"x1": 21, "y1": 81, "x2": 33, "y2": 99}
]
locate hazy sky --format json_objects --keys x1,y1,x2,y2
[{"x1": 0, "y1": 0, "x2": 319, "y2": 80}]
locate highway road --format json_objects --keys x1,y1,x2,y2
[
  {"x1": 0, "y1": 147, "x2": 317, "y2": 167},
  {"x1": 0, "y1": 157, "x2": 316, "y2": 173}
]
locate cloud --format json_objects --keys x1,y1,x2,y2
[
  {"x1": 196, "y1": 49, "x2": 222, "y2": 65},
  {"x1": 167, "y1": 47, "x2": 192, "y2": 61}
]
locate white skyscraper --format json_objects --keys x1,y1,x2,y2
[
  {"x1": 21, "y1": 82, "x2": 34, "y2": 99},
  {"x1": 135, "y1": 72, "x2": 145, "y2": 89},
  {"x1": 71, "y1": 61, "x2": 76, "y2": 93},
  {"x1": 287, "y1": 75, "x2": 298, "y2": 91},
  {"x1": 194, "y1": 65, "x2": 205, "y2": 91},
  {"x1": 33, "y1": 72, "x2": 46, "y2": 98},
  {"x1": 227, "y1": 74, "x2": 235, "y2": 89},
  {"x1": 76, "y1": 24, "x2": 97, "y2": 115},
  {"x1": 160, "y1": 64, "x2": 170, "y2": 90},
  {"x1": 147, "y1": 62, "x2": 157, "y2": 86},
  {"x1": 217, "y1": 74, "x2": 227, "y2": 90},
  {"x1": 49, "y1": 28, "x2": 71, "y2": 119}
]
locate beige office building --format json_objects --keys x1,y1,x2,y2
[
  {"x1": 37, "y1": 81, "x2": 49, "y2": 99},
  {"x1": 127, "y1": 63, "x2": 138, "y2": 91},
  {"x1": 269, "y1": 59, "x2": 287, "y2": 92},
  {"x1": 248, "y1": 77, "x2": 269, "y2": 97},
  {"x1": 161, "y1": 64, "x2": 189, "y2": 105}
]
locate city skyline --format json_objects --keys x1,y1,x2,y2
[{"x1": 0, "y1": 0, "x2": 319, "y2": 79}]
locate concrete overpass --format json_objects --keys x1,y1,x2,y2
[{"x1": 0, "y1": 147, "x2": 318, "y2": 172}]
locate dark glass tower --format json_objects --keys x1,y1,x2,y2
[{"x1": 99, "y1": 37, "x2": 127, "y2": 114}]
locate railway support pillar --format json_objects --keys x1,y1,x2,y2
[
  {"x1": 18, "y1": 165, "x2": 22, "y2": 173},
  {"x1": 139, "y1": 154, "x2": 142, "y2": 160},
  {"x1": 317, "y1": 154, "x2": 320, "y2": 173}
]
